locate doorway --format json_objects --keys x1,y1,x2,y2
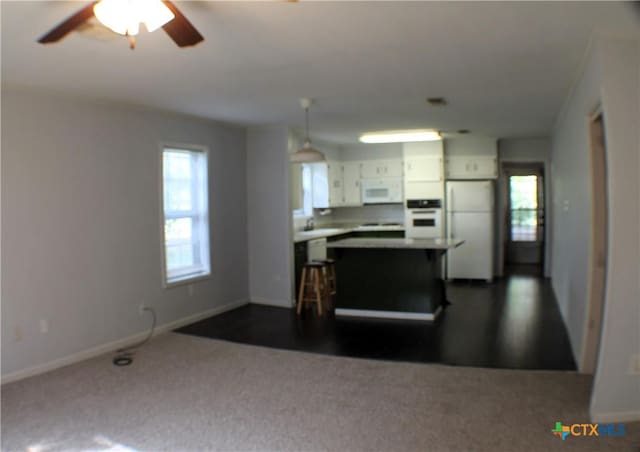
[
  {"x1": 503, "y1": 164, "x2": 545, "y2": 276},
  {"x1": 582, "y1": 110, "x2": 608, "y2": 374}
]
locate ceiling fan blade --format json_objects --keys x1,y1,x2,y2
[
  {"x1": 161, "y1": 1, "x2": 204, "y2": 47},
  {"x1": 38, "y1": 2, "x2": 97, "y2": 44}
]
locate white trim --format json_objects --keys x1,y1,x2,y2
[
  {"x1": 159, "y1": 142, "x2": 211, "y2": 289},
  {"x1": 590, "y1": 410, "x2": 640, "y2": 423},
  {"x1": 335, "y1": 305, "x2": 442, "y2": 321},
  {"x1": 250, "y1": 296, "x2": 295, "y2": 308},
  {"x1": 1, "y1": 298, "x2": 249, "y2": 385}
]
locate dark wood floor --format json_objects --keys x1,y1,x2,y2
[{"x1": 176, "y1": 272, "x2": 576, "y2": 370}]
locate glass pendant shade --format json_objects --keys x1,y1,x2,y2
[{"x1": 94, "y1": 0, "x2": 175, "y2": 36}]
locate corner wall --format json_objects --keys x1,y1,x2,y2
[
  {"x1": 247, "y1": 126, "x2": 293, "y2": 307},
  {"x1": 550, "y1": 36, "x2": 640, "y2": 421},
  {"x1": 1, "y1": 88, "x2": 249, "y2": 380}
]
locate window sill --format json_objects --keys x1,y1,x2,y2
[{"x1": 164, "y1": 272, "x2": 211, "y2": 289}]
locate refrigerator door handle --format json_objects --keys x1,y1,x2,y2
[{"x1": 448, "y1": 186, "x2": 454, "y2": 239}]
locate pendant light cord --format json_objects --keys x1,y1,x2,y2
[{"x1": 304, "y1": 107, "x2": 310, "y2": 142}]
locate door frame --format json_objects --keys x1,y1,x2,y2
[
  {"x1": 581, "y1": 107, "x2": 608, "y2": 374},
  {"x1": 501, "y1": 162, "x2": 546, "y2": 269}
]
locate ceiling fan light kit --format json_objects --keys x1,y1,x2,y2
[
  {"x1": 291, "y1": 98, "x2": 326, "y2": 163},
  {"x1": 93, "y1": 0, "x2": 175, "y2": 36},
  {"x1": 38, "y1": 0, "x2": 204, "y2": 49}
]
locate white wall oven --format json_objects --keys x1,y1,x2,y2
[{"x1": 405, "y1": 199, "x2": 443, "y2": 238}]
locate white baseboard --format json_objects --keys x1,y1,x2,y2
[
  {"x1": 1, "y1": 298, "x2": 249, "y2": 385},
  {"x1": 590, "y1": 410, "x2": 640, "y2": 423},
  {"x1": 250, "y1": 296, "x2": 294, "y2": 308},
  {"x1": 336, "y1": 305, "x2": 442, "y2": 321}
]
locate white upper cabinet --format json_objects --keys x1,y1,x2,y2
[
  {"x1": 443, "y1": 137, "x2": 498, "y2": 180},
  {"x1": 311, "y1": 161, "x2": 344, "y2": 208},
  {"x1": 445, "y1": 156, "x2": 498, "y2": 179},
  {"x1": 341, "y1": 162, "x2": 362, "y2": 206},
  {"x1": 403, "y1": 141, "x2": 444, "y2": 183},
  {"x1": 405, "y1": 156, "x2": 443, "y2": 182},
  {"x1": 361, "y1": 159, "x2": 403, "y2": 178}
]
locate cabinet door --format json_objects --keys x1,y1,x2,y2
[
  {"x1": 361, "y1": 161, "x2": 382, "y2": 178},
  {"x1": 381, "y1": 159, "x2": 403, "y2": 178},
  {"x1": 470, "y1": 156, "x2": 498, "y2": 179},
  {"x1": 342, "y1": 162, "x2": 362, "y2": 206},
  {"x1": 406, "y1": 156, "x2": 442, "y2": 181},
  {"x1": 446, "y1": 156, "x2": 497, "y2": 179},
  {"x1": 445, "y1": 157, "x2": 473, "y2": 179},
  {"x1": 328, "y1": 163, "x2": 344, "y2": 207}
]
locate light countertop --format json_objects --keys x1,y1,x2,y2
[
  {"x1": 326, "y1": 237, "x2": 465, "y2": 250},
  {"x1": 294, "y1": 225, "x2": 404, "y2": 243}
]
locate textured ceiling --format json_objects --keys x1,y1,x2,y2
[{"x1": 2, "y1": 1, "x2": 639, "y2": 143}]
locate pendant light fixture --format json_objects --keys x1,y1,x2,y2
[{"x1": 290, "y1": 98, "x2": 325, "y2": 163}]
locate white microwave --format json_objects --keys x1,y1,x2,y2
[{"x1": 361, "y1": 178, "x2": 403, "y2": 204}]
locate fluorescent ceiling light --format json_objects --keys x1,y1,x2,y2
[
  {"x1": 94, "y1": 0, "x2": 175, "y2": 36},
  {"x1": 359, "y1": 130, "x2": 441, "y2": 144}
]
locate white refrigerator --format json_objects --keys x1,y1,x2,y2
[{"x1": 446, "y1": 181, "x2": 494, "y2": 281}]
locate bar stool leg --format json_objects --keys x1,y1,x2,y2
[{"x1": 312, "y1": 268, "x2": 323, "y2": 316}]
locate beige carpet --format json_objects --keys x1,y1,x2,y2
[{"x1": 2, "y1": 333, "x2": 639, "y2": 451}]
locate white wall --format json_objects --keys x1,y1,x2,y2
[
  {"x1": 589, "y1": 37, "x2": 640, "y2": 422},
  {"x1": 247, "y1": 126, "x2": 293, "y2": 307},
  {"x1": 340, "y1": 143, "x2": 402, "y2": 161},
  {"x1": 551, "y1": 36, "x2": 640, "y2": 421},
  {"x1": 551, "y1": 39, "x2": 603, "y2": 366},
  {"x1": 497, "y1": 137, "x2": 552, "y2": 277},
  {"x1": 1, "y1": 88, "x2": 249, "y2": 380},
  {"x1": 444, "y1": 136, "x2": 497, "y2": 157}
]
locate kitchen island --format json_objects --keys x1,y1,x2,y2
[{"x1": 327, "y1": 238, "x2": 464, "y2": 321}]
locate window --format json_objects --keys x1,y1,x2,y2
[
  {"x1": 301, "y1": 164, "x2": 313, "y2": 216},
  {"x1": 509, "y1": 175, "x2": 538, "y2": 242},
  {"x1": 161, "y1": 146, "x2": 210, "y2": 285},
  {"x1": 293, "y1": 163, "x2": 313, "y2": 217}
]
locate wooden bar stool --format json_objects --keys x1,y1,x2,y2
[
  {"x1": 313, "y1": 259, "x2": 336, "y2": 310},
  {"x1": 297, "y1": 262, "x2": 326, "y2": 316}
]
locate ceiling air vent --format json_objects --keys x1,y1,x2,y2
[{"x1": 426, "y1": 97, "x2": 447, "y2": 106}]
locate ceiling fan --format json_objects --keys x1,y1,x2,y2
[{"x1": 38, "y1": 0, "x2": 204, "y2": 49}]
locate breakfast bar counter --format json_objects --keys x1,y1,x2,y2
[{"x1": 327, "y1": 238, "x2": 464, "y2": 321}]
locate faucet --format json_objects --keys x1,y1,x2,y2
[{"x1": 304, "y1": 217, "x2": 314, "y2": 231}]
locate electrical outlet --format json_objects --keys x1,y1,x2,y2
[
  {"x1": 629, "y1": 354, "x2": 640, "y2": 376},
  {"x1": 39, "y1": 319, "x2": 49, "y2": 334},
  {"x1": 138, "y1": 303, "x2": 146, "y2": 315}
]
